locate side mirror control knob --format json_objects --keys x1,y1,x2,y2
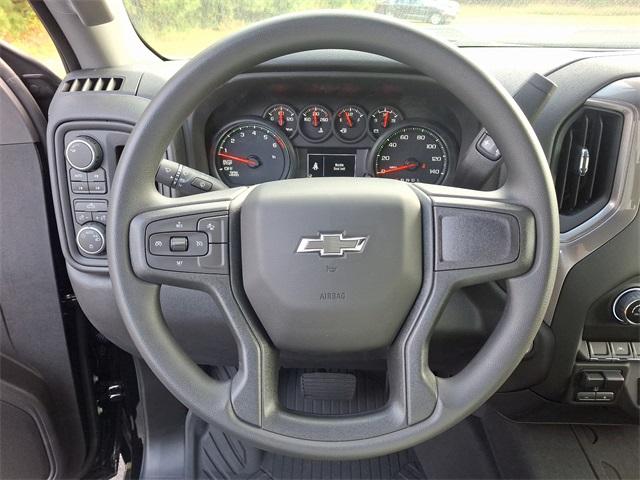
[
  {"x1": 76, "y1": 222, "x2": 106, "y2": 256},
  {"x1": 612, "y1": 288, "x2": 640, "y2": 325},
  {"x1": 65, "y1": 136, "x2": 103, "y2": 172}
]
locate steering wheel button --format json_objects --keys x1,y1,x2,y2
[
  {"x1": 148, "y1": 216, "x2": 198, "y2": 234},
  {"x1": 476, "y1": 132, "x2": 501, "y2": 161},
  {"x1": 197, "y1": 216, "x2": 228, "y2": 243},
  {"x1": 170, "y1": 236, "x2": 188, "y2": 252},
  {"x1": 197, "y1": 244, "x2": 228, "y2": 273},
  {"x1": 149, "y1": 233, "x2": 171, "y2": 255},
  {"x1": 147, "y1": 255, "x2": 199, "y2": 272}
]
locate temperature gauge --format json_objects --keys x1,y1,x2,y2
[
  {"x1": 368, "y1": 106, "x2": 403, "y2": 139},
  {"x1": 264, "y1": 104, "x2": 297, "y2": 138},
  {"x1": 299, "y1": 105, "x2": 332, "y2": 142},
  {"x1": 334, "y1": 105, "x2": 367, "y2": 143}
]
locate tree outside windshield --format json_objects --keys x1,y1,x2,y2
[{"x1": 124, "y1": 0, "x2": 639, "y2": 56}]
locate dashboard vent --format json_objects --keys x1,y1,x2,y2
[
  {"x1": 61, "y1": 77, "x2": 123, "y2": 93},
  {"x1": 552, "y1": 106, "x2": 623, "y2": 232}
]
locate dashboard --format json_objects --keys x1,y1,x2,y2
[
  {"x1": 198, "y1": 75, "x2": 474, "y2": 188},
  {"x1": 43, "y1": 48, "x2": 640, "y2": 425},
  {"x1": 209, "y1": 104, "x2": 454, "y2": 186}
]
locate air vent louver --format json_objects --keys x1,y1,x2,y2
[
  {"x1": 61, "y1": 77, "x2": 123, "y2": 93},
  {"x1": 552, "y1": 106, "x2": 623, "y2": 232}
]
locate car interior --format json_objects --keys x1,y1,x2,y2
[{"x1": 0, "y1": 1, "x2": 639, "y2": 479}]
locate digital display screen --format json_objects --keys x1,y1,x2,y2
[{"x1": 307, "y1": 153, "x2": 356, "y2": 178}]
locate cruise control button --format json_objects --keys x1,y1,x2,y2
[
  {"x1": 186, "y1": 232, "x2": 208, "y2": 255},
  {"x1": 148, "y1": 232, "x2": 208, "y2": 256},
  {"x1": 147, "y1": 216, "x2": 198, "y2": 234},
  {"x1": 170, "y1": 236, "x2": 188, "y2": 252},
  {"x1": 197, "y1": 244, "x2": 228, "y2": 273},
  {"x1": 149, "y1": 233, "x2": 171, "y2": 255},
  {"x1": 71, "y1": 181, "x2": 89, "y2": 193},
  {"x1": 147, "y1": 255, "x2": 199, "y2": 272},
  {"x1": 197, "y1": 216, "x2": 228, "y2": 243}
]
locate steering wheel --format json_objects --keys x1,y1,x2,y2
[{"x1": 109, "y1": 12, "x2": 558, "y2": 459}]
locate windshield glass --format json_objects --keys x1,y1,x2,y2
[{"x1": 124, "y1": 0, "x2": 639, "y2": 58}]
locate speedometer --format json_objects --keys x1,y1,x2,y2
[
  {"x1": 212, "y1": 119, "x2": 295, "y2": 186},
  {"x1": 371, "y1": 125, "x2": 450, "y2": 184}
]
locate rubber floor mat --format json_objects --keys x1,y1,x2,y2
[{"x1": 186, "y1": 367, "x2": 426, "y2": 480}]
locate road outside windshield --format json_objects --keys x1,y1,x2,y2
[{"x1": 123, "y1": 0, "x2": 640, "y2": 56}]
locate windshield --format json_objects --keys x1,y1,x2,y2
[{"x1": 124, "y1": 0, "x2": 639, "y2": 57}]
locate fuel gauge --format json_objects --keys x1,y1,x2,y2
[{"x1": 334, "y1": 105, "x2": 367, "y2": 143}]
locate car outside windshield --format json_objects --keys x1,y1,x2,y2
[{"x1": 123, "y1": 0, "x2": 640, "y2": 58}]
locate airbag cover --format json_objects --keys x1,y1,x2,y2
[{"x1": 241, "y1": 178, "x2": 422, "y2": 353}]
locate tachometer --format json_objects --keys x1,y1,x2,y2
[
  {"x1": 371, "y1": 125, "x2": 449, "y2": 184},
  {"x1": 212, "y1": 119, "x2": 294, "y2": 186}
]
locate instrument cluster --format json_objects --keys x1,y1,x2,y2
[{"x1": 209, "y1": 102, "x2": 456, "y2": 187}]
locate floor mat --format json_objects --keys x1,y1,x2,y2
[{"x1": 186, "y1": 368, "x2": 426, "y2": 480}]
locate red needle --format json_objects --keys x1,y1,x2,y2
[
  {"x1": 382, "y1": 111, "x2": 390, "y2": 128},
  {"x1": 278, "y1": 110, "x2": 284, "y2": 126},
  {"x1": 376, "y1": 163, "x2": 418, "y2": 176},
  {"x1": 344, "y1": 111, "x2": 353, "y2": 128},
  {"x1": 218, "y1": 152, "x2": 259, "y2": 167},
  {"x1": 312, "y1": 110, "x2": 319, "y2": 127}
]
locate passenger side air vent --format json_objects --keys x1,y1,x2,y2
[
  {"x1": 61, "y1": 77, "x2": 123, "y2": 93},
  {"x1": 552, "y1": 106, "x2": 623, "y2": 232}
]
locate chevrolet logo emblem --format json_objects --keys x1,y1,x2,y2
[{"x1": 296, "y1": 233, "x2": 368, "y2": 257}]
